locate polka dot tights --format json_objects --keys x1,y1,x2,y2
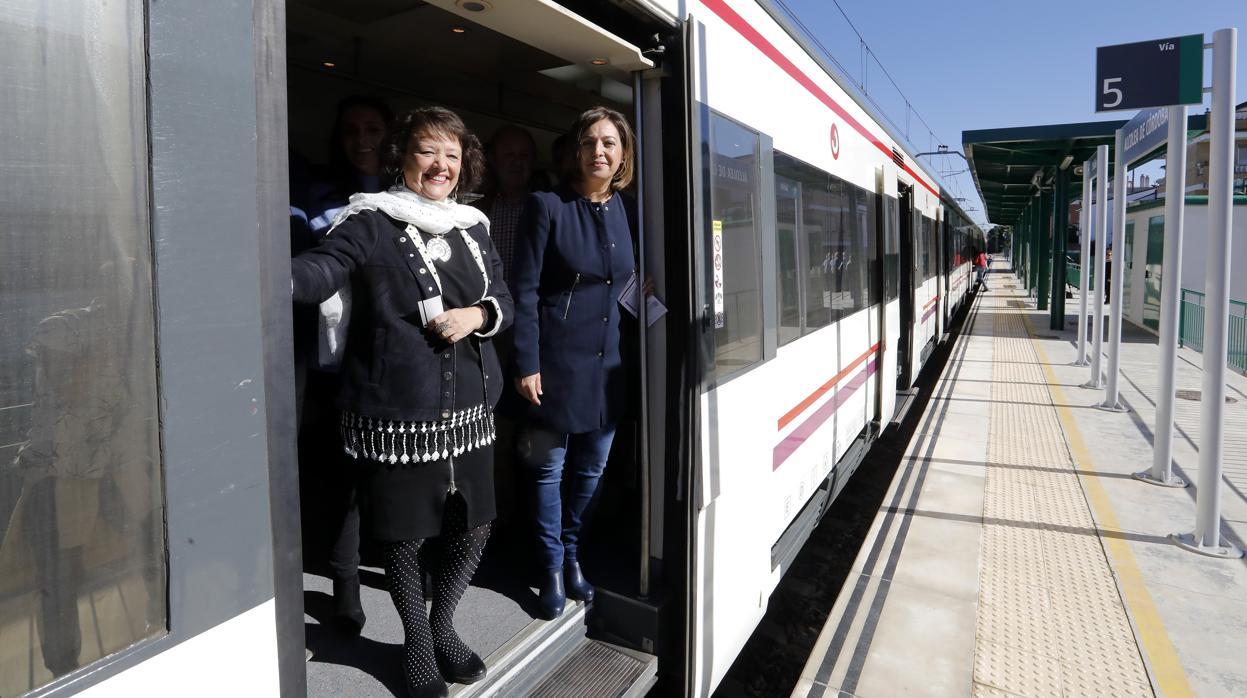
[{"x1": 384, "y1": 494, "x2": 490, "y2": 688}]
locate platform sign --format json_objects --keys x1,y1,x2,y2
[
  {"x1": 1120, "y1": 106, "x2": 1170, "y2": 165},
  {"x1": 1095, "y1": 34, "x2": 1203, "y2": 112}
]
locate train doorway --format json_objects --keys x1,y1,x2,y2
[
  {"x1": 284, "y1": 1, "x2": 669, "y2": 693},
  {"x1": 896, "y1": 182, "x2": 915, "y2": 390}
]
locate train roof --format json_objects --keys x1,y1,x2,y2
[{"x1": 752, "y1": 0, "x2": 980, "y2": 232}]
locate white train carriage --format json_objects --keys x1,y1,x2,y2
[{"x1": 0, "y1": 0, "x2": 981, "y2": 696}]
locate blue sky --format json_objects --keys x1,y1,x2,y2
[{"x1": 779, "y1": 0, "x2": 1247, "y2": 226}]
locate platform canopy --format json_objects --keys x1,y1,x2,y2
[
  {"x1": 963, "y1": 113, "x2": 1211, "y2": 225},
  {"x1": 963, "y1": 120, "x2": 1125, "y2": 225}
]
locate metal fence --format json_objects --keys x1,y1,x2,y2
[
  {"x1": 1179, "y1": 288, "x2": 1247, "y2": 375},
  {"x1": 1066, "y1": 258, "x2": 1093, "y2": 290}
]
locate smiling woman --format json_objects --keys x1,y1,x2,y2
[{"x1": 291, "y1": 105, "x2": 511, "y2": 697}]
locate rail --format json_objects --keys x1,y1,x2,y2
[
  {"x1": 1065, "y1": 258, "x2": 1093, "y2": 290},
  {"x1": 1179, "y1": 288, "x2": 1247, "y2": 376}
]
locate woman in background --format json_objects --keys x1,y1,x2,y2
[{"x1": 297, "y1": 95, "x2": 393, "y2": 637}]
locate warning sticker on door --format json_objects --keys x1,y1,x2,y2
[{"x1": 712, "y1": 220, "x2": 725, "y2": 329}]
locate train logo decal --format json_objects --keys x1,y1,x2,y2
[{"x1": 830, "y1": 122, "x2": 840, "y2": 160}]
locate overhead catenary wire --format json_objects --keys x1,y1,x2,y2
[{"x1": 773, "y1": 0, "x2": 985, "y2": 226}]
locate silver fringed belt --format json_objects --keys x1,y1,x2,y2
[{"x1": 339, "y1": 404, "x2": 495, "y2": 465}]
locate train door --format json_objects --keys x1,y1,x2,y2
[
  {"x1": 285, "y1": 1, "x2": 672, "y2": 694},
  {"x1": 896, "y1": 182, "x2": 915, "y2": 390},
  {"x1": 870, "y1": 168, "x2": 887, "y2": 427},
  {"x1": 938, "y1": 211, "x2": 949, "y2": 338}
]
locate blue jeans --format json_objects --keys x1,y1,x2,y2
[{"x1": 519, "y1": 424, "x2": 617, "y2": 571}]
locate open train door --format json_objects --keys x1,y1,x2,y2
[{"x1": 896, "y1": 181, "x2": 915, "y2": 391}]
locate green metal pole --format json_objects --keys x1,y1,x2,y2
[
  {"x1": 1024, "y1": 203, "x2": 1032, "y2": 288},
  {"x1": 1050, "y1": 165, "x2": 1069, "y2": 330},
  {"x1": 1030, "y1": 197, "x2": 1041, "y2": 296},
  {"x1": 1014, "y1": 217, "x2": 1022, "y2": 279},
  {"x1": 1038, "y1": 182, "x2": 1052, "y2": 311}
]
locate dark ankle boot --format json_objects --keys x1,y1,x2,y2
[
  {"x1": 563, "y1": 559, "x2": 595, "y2": 602},
  {"x1": 332, "y1": 575, "x2": 367, "y2": 635},
  {"x1": 436, "y1": 648, "x2": 487, "y2": 685},
  {"x1": 537, "y1": 569, "x2": 566, "y2": 620}
]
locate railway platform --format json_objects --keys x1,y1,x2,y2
[{"x1": 793, "y1": 260, "x2": 1247, "y2": 698}]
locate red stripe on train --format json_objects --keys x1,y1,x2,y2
[
  {"x1": 777, "y1": 342, "x2": 880, "y2": 431},
  {"x1": 773, "y1": 358, "x2": 878, "y2": 471}
]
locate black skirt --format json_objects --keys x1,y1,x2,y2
[{"x1": 358, "y1": 443, "x2": 495, "y2": 541}]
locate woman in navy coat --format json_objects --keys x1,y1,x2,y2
[{"x1": 510, "y1": 107, "x2": 637, "y2": 619}]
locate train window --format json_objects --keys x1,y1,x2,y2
[
  {"x1": 773, "y1": 151, "x2": 831, "y2": 332},
  {"x1": 803, "y1": 173, "x2": 835, "y2": 330},
  {"x1": 0, "y1": 1, "x2": 167, "y2": 693},
  {"x1": 706, "y1": 110, "x2": 763, "y2": 378},
  {"x1": 863, "y1": 190, "x2": 881, "y2": 307},
  {"x1": 775, "y1": 175, "x2": 802, "y2": 345},
  {"x1": 883, "y1": 196, "x2": 900, "y2": 301},
  {"x1": 916, "y1": 216, "x2": 925, "y2": 280}
]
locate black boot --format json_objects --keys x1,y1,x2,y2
[
  {"x1": 537, "y1": 569, "x2": 566, "y2": 620},
  {"x1": 563, "y1": 559, "x2": 594, "y2": 602},
  {"x1": 436, "y1": 648, "x2": 487, "y2": 685},
  {"x1": 332, "y1": 575, "x2": 367, "y2": 635}
]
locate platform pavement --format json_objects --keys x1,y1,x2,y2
[{"x1": 792, "y1": 260, "x2": 1247, "y2": 698}]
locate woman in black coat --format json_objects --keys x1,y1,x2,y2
[
  {"x1": 510, "y1": 107, "x2": 637, "y2": 619},
  {"x1": 292, "y1": 107, "x2": 511, "y2": 698}
]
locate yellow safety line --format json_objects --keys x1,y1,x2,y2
[{"x1": 1026, "y1": 317, "x2": 1194, "y2": 698}]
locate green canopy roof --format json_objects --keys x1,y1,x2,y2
[
  {"x1": 963, "y1": 120, "x2": 1124, "y2": 226},
  {"x1": 963, "y1": 113, "x2": 1209, "y2": 226}
]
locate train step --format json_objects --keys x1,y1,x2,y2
[
  {"x1": 527, "y1": 638, "x2": 657, "y2": 698},
  {"x1": 448, "y1": 602, "x2": 657, "y2": 698}
]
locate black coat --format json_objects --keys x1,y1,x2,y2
[
  {"x1": 291, "y1": 209, "x2": 513, "y2": 422},
  {"x1": 511, "y1": 187, "x2": 636, "y2": 433}
]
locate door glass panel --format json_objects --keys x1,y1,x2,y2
[
  {"x1": 775, "y1": 176, "x2": 802, "y2": 345},
  {"x1": 705, "y1": 110, "x2": 763, "y2": 378},
  {"x1": 0, "y1": 2, "x2": 166, "y2": 693}
]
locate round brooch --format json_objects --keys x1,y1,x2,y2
[{"x1": 426, "y1": 236, "x2": 453, "y2": 263}]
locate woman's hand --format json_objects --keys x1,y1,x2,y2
[
  {"x1": 516, "y1": 373, "x2": 542, "y2": 406},
  {"x1": 427, "y1": 306, "x2": 487, "y2": 344}
]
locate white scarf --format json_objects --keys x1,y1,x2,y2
[
  {"x1": 316, "y1": 186, "x2": 491, "y2": 372},
  {"x1": 327, "y1": 185, "x2": 490, "y2": 236}
]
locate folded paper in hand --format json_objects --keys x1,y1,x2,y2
[{"x1": 618, "y1": 272, "x2": 667, "y2": 327}]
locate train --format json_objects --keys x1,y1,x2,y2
[{"x1": 0, "y1": 0, "x2": 983, "y2": 696}]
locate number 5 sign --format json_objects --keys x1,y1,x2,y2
[{"x1": 1095, "y1": 34, "x2": 1203, "y2": 112}]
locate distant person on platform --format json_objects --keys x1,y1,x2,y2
[{"x1": 974, "y1": 248, "x2": 989, "y2": 291}]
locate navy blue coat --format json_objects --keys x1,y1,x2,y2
[{"x1": 511, "y1": 186, "x2": 635, "y2": 434}]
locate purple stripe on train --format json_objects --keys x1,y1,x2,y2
[{"x1": 772, "y1": 358, "x2": 878, "y2": 471}]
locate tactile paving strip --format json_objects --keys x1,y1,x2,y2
[{"x1": 971, "y1": 292, "x2": 1153, "y2": 697}]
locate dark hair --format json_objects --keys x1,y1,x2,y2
[
  {"x1": 383, "y1": 106, "x2": 485, "y2": 197},
  {"x1": 328, "y1": 95, "x2": 393, "y2": 193},
  {"x1": 561, "y1": 106, "x2": 636, "y2": 191},
  {"x1": 486, "y1": 124, "x2": 537, "y2": 158}
]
